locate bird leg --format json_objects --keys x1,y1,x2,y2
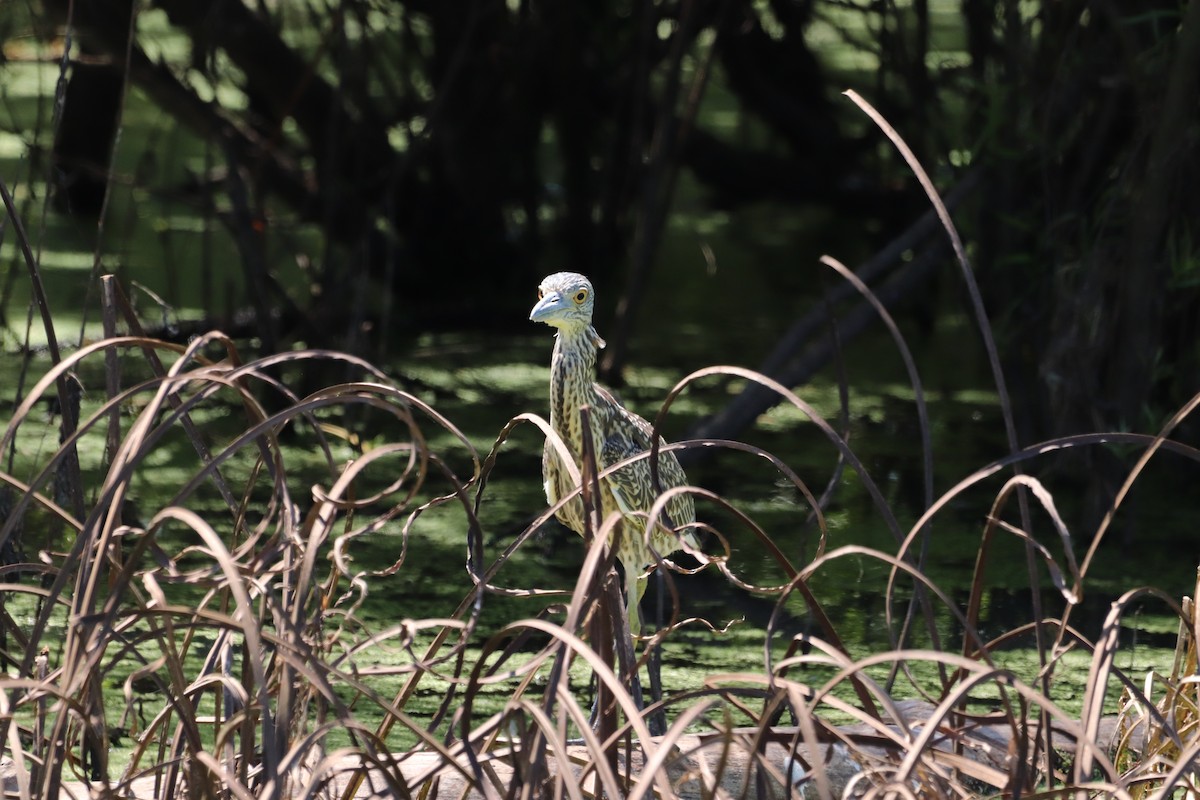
[
  {"x1": 582, "y1": 563, "x2": 670, "y2": 739},
  {"x1": 586, "y1": 569, "x2": 646, "y2": 733},
  {"x1": 645, "y1": 570, "x2": 668, "y2": 736},
  {"x1": 626, "y1": 563, "x2": 645, "y2": 638},
  {"x1": 625, "y1": 563, "x2": 669, "y2": 737}
]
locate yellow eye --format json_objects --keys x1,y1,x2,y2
[
  {"x1": 573, "y1": 290, "x2": 588, "y2": 304},
  {"x1": 537, "y1": 288, "x2": 544, "y2": 299}
]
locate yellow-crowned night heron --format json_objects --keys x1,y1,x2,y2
[{"x1": 530, "y1": 271, "x2": 697, "y2": 636}]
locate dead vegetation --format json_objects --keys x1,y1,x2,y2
[{"x1": 3, "y1": 109, "x2": 1200, "y2": 800}]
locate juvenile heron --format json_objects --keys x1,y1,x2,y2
[{"x1": 530, "y1": 271, "x2": 697, "y2": 636}]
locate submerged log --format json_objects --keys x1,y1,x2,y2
[{"x1": 684, "y1": 174, "x2": 978, "y2": 451}]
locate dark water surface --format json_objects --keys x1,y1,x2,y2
[
  {"x1": 3, "y1": 177, "x2": 1194, "y2": 673},
  {"x1": 421, "y1": 322, "x2": 1196, "y2": 637},
  {"x1": 2, "y1": 48, "x2": 1195, "y2": 723}
]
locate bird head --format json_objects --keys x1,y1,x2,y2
[
  {"x1": 530, "y1": 272, "x2": 606, "y2": 348},
  {"x1": 530, "y1": 272, "x2": 594, "y2": 327}
]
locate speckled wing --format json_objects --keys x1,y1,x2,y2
[
  {"x1": 543, "y1": 438, "x2": 585, "y2": 534},
  {"x1": 595, "y1": 385, "x2": 697, "y2": 554}
]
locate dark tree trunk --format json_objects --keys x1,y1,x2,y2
[
  {"x1": 51, "y1": 42, "x2": 125, "y2": 216},
  {"x1": 1106, "y1": 0, "x2": 1200, "y2": 426},
  {"x1": 716, "y1": 1, "x2": 841, "y2": 158},
  {"x1": 1035, "y1": 0, "x2": 1199, "y2": 436},
  {"x1": 156, "y1": 0, "x2": 396, "y2": 242}
]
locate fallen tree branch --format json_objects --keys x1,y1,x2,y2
[{"x1": 684, "y1": 171, "x2": 978, "y2": 447}]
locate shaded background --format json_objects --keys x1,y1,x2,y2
[
  {"x1": 2, "y1": 0, "x2": 1198, "y2": 517},
  {"x1": 4, "y1": 6, "x2": 1200, "y2": 787}
]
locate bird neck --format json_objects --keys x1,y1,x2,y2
[{"x1": 549, "y1": 326, "x2": 601, "y2": 442}]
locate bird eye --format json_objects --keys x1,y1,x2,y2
[
  {"x1": 537, "y1": 288, "x2": 544, "y2": 299},
  {"x1": 574, "y1": 290, "x2": 588, "y2": 304}
]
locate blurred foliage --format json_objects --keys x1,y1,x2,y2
[{"x1": 0, "y1": 0, "x2": 1197, "y2": 436}]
